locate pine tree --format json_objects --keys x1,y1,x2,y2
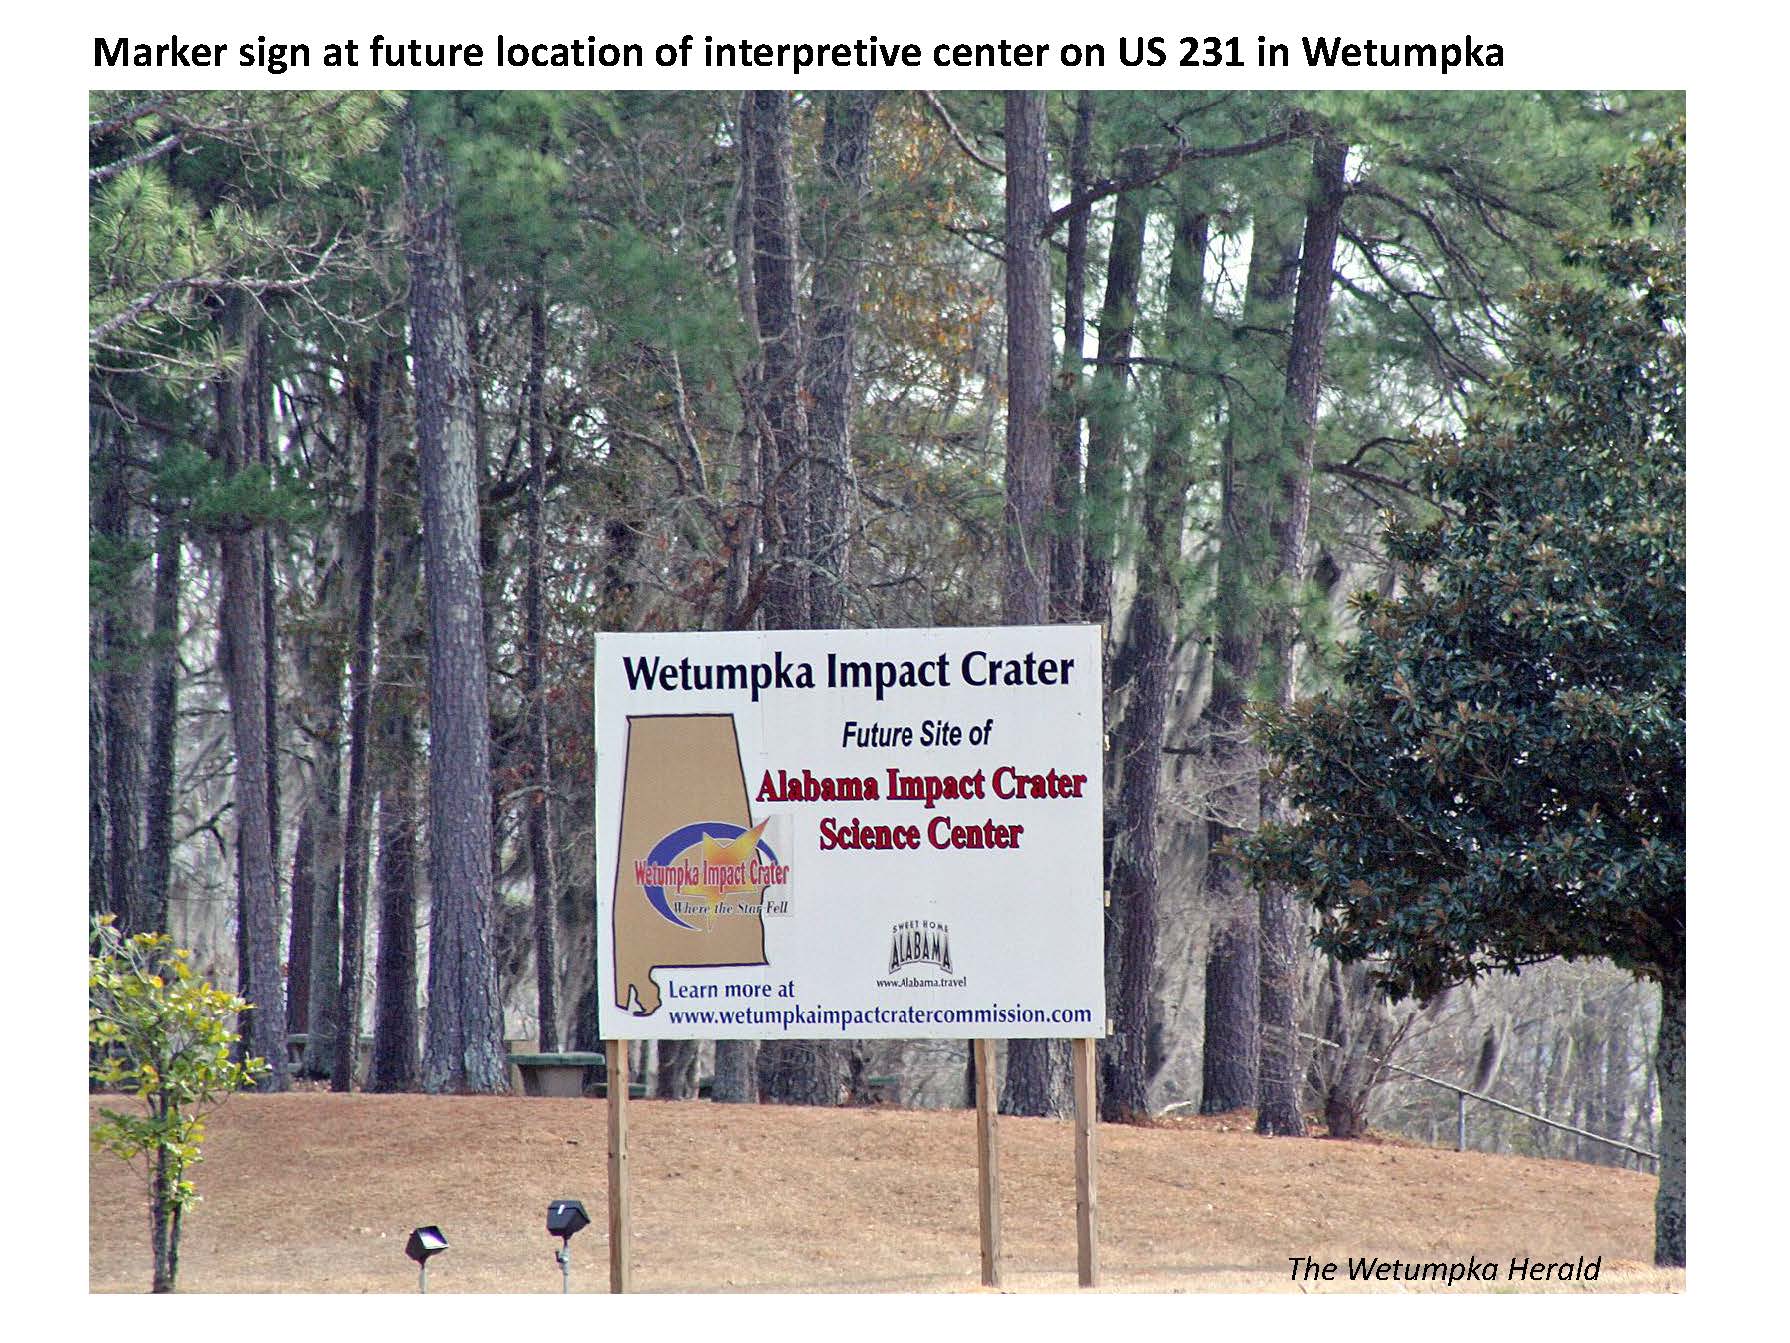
[{"x1": 1244, "y1": 127, "x2": 1685, "y2": 1262}]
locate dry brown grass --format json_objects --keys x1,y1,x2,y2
[{"x1": 88, "y1": 1093, "x2": 1679, "y2": 1294}]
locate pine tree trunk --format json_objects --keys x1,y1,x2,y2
[
  {"x1": 1256, "y1": 136, "x2": 1347, "y2": 1138},
  {"x1": 711, "y1": 1037, "x2": 757, "y2": 1105},
  {"x1": 1101, "y1": 191, "x2": 1206, "y2": 1123},
  {"x1": 712, "y1": 94, "x2": 762, "y2": 1103},
  {"x1": 368, "y1": 661, "x2": 423, "y2": 1092},
  {"x1": 1199, "y1": 204, "x2": 1300, "y2": 1115},
  {"x1": 657, "y1": 1038, "x2": 699, "y2": 1100},
  {"x1": 90, "y1": 611, "x2": 111, "y2": 923},
  {"x1": 301, "y1": 685, "x2": 343, "y2": 1081},
  {"x1": 285, "y1": 815, "x2": 314, "y2": 1036},
  {"x1": 712, "y1": 97, "x2": 762, "y2": 1104},
  {"x1": 254, "y1": 327, "x2": 282, "y2": 938},
  {"x1": 998, "y1": 90, "x2": 1067, "y2": 1119},
  {"x1": 1654, "y1": 971, "x2": 1685, "y2": 1265},
  {"x1": 524, "y1": 283, "x2": 561, "y2": 1054},
  {"x1": 139, "y1": 463, "x2": 181, "y2": 936},
  {"x1": 1049, "y1": 91, "x2": 1095, "y2": 623},
  {"x1": 97, "y1": 422, "x2": 147, "y2": 935},
  {"x1": 214, "y1": 296, "x2": 288, "y2": 1090},
  {"x1": 747, "y1": 89, "x2": 843, "y2": 1106},
  {"x1": 334, "y1": 357, "x2": 383, "y2": 1090},
  {"x1": 403, "y1": 101, "x2": 508, "y2": 1094},
  {"x1": 748, "y1": 89, "x2": 809, "y2": 632},
  {"x1": 1080, "y1": 166, "x2": 1146, "y2": 631},
  {"x1": 804, "y1": 90, "x2": 878, "y2": 630},
  {"x1": 723, "y1": 91, "x2": 761, "y2": 631}
]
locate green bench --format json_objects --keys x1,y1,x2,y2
[{"x1": 506, "y1": 1049, "x2": 648, "y2": 1099}]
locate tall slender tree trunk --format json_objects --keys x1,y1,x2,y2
[
  {"x1": 285, "y1": 817, "x2": 314, "y2": 1036},
  {"x1": 140, "y1": 488, "x2": 181, "y2": 937},
  {"x1": 805, "y1": 90, "x2": 879, "y2": 630},
  {"x1": 1199, "y1": 203, "x2": 1300, "y2": 1115},
  {"x1": 1050, "y1": 92, "x2": 1095, "y2": 624},
  {"x1": 254, "y1": 327, "x2": 282, "y2": 940},
  {"x1": 749, "y1": 89, "x2": 810, "y2": 633},
  {"x1": 524, "y1": 281, "x2": 562, "y2": 1054},
  {"x1": 300, "y1": 664, "x2": 343, "y2": 1081},
  {"x1": 334, "y1": 356, "x2": 384, "y2": 1090},
  {"x1": 722, "y1": 91, "x2": 761, "y2": 634},
  {"x1": 1101, "y1": 187, "x2": 1207, "y2": 1122},
  {"x1": 1654, "y1": 971, "x2": 1685, "y2": 1265},
  {"x1": 215, "y1": 295, "x2": 288, "y2": 1090},
  {"x1": 403, "y1": 100, "x2": 508, "y2": 1094},
  {"x1": 97, "y1": 422, "x2": 146, "y2": 934},
  {"x1": 1081, "y1": 173, "x2": 1146, "y2": 631},
  {"x1": 777, "y1": 90, "x2": 883, "y2": 1102},
  {"x1": 90, "y1": 612, "x2": 111, "y2": 923},
  {"x1": 1256, "y1": 136, "x2": 1348, "y2": 1137},
  {"x1": 714, "y1": 94, "x2": 762, "y2": 1102},
  {"x1": 746, "y1": 89, "x2": 839, "y2": 1107},
  {"x1": 998, "y1": 90, "x2": 1068, "y2": 1118},
  {"x1": 369, "y1": 517, "x2": 424, "y2": 1094},
  {"x1": 368, "y1": 740, "x2": 422, "y2": 1091}
]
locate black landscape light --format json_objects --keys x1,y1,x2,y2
[
  {"x1": 405, "y1": 1225, "x2": 449, "y2": 1294},
  {"x1": 547, "y1": 1199, "x2": 590, "y2": 1293}
]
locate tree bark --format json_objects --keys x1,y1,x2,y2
[
  {"x1": 713, "y1": 94, "x2": 762, "y2": 1103},
  {"x1": 1101, "y1": 187, "x2": 1207, "y2": 1123},
  {"x1": 96, "y1": 421, "x2": 146, "y2": 935},
  {"x1": 1256, "y1": 135, "x2": 1348, "y2": 1138},
  {"x1": 368, "y1": 749, "x2": 422, "y2": 1091},
  {"x1": 746, "y1": 89, "x2": 844, "y2": 1107},
  {"x1": 300, "y1": 670, "x2": 343, "y2": 1081},
  {"x1": 90, "y1": 608, "x2": 111, "y2": 923},
  {"x1": 333, "y1": 356, "x2": 383, "y2": 1090},
  {"x1": 722, "y1": 91, "x2": 761, "y2": 632},
  {"x1": 285, "y1": 815, "x2": 314, "y2": 1037},
  {"x1": 139, "y1": 454, "x2": 182, "y2": 936},
  {"x1": 1049, "y1": 92, "x2": 1095, "y2": 624},
  {"x1": 524, "y1": 281, "x2": 561, "y2": 1054},
  {"x1": 1081, "y1": 171, "x2": 1146, "y2": 630},
  {"x1": 403, "y1": 100, "x2": 508, "y2": 1094},
  {"x1": 748, "y1": 90, "x2": 809, "y2": 632},
  {"x1": 1654, "y1": 972, "x2": 1685, "y2": 1265},
  {"x1": 1198, "y1": 202, "x2": 1300, "y2": 1115},
  {"x1": 998, "y1": 91, "x2": 1068, "y2": 1118},
  {"x1": 804, "y1": 90, "x2": 879, "y2": 629},
  {"x1": 368, "y1": 526, "x2": 424, "y2": 1095},
  {"x1": 254, "y1": 326, "x2": 282, "y2": 938},
  {"x1": 656, "y1": 1038, "x2": 699, "y2": 1100},
  {"x1": 214, "y1": 295, "x2": 288, "y2": 1090}
]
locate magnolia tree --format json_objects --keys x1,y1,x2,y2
[
  {"x1": 90, "y1": 916, "x2": 268, "y2": 1291},
  {"x1": 1243, "y1": 129, "x2": 1685, "y2": 1265}
]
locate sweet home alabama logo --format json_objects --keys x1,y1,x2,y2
[
  {"x1": 889, "y1": 919, "x2": 953, "y2": 975},
  {"x1": 634, "y1": 820, "x2": 791, "y2": 928}
]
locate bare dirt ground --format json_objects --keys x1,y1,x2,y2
[{"x1": 88, "y1": 1092, "x2": 1680, "y2": 1293}]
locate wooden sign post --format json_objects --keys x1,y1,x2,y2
[
  {"x1": 1072, "y1": 1036, "x2": 1099, "y2": 1287},
  {"x1": 973, "y1": 1039, "x2": 1002, "y2": 1288},
  {"x1": 606, "y1": 1039, "x2": 632, "y2": 1293}
]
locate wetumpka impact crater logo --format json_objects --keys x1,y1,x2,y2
[{"x1": 636, "y1": 820, "x2": 791, "y2": 928}]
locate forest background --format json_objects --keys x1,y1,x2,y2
[
  {"x1": 84, "y1": 82, "x2": 1683, "y2": 1180},
  {"x1": 69, "y1": 36, "x2": 1711, "y2": 1303}
]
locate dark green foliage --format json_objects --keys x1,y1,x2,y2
[{"x1": 1242, "y1": 126, "x2": 1683, "y2": 999}]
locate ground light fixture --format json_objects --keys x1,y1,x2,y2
[
  {"x1": 547, "y1": 1199, "x2": 591, "y2": 1293},
  {"x1": 405, "y1": 1225, "x2": 449, "y2": 1293}
]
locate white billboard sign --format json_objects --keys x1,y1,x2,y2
[{"x1": 594, "y1": 625, "x2": 1105, "y2": 1040}]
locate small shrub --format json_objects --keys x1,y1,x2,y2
[{"x1": 89, "y1": 915, "x2": 268, "y2": 1292}]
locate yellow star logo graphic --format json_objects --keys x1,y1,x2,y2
[{"x1": 677, "y1": 820, "x2": 770, "y2": 914}]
